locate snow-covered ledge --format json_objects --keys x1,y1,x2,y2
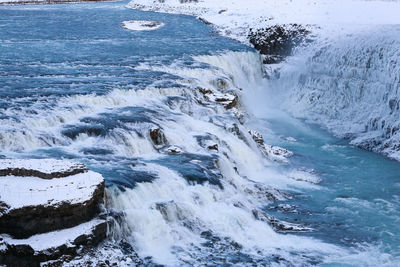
[
  {"x1": 0, "y1": 158, "x2": 88, "y2": 179},
  {"x1": 0, "y1": 159, "x2": 108, "y2": 265}
]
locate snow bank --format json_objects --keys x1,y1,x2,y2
[{"x1": 127, "y1": 0, "x2": 400, "y2": 43}]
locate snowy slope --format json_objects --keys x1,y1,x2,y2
[{"x1": 128, "y1": 0, "x2": 400, "y2": 43}]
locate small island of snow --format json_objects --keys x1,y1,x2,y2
[{"x1": 122, "y1": 20, "x2": 165, "y2": 31}]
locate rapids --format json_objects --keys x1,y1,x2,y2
[{"x1": 0, "y1": 1, "x2": 399, "y2": 266}]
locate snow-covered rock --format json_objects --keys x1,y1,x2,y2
[
  {"x1": 0, "y1": 159, "x2": 105, "y2": 234},
  {"x1": 0, "y1": 158, "x2": 87, "y2": 179},
  {"x1": 252, "y1": 209, "x2": 312, "y2": 232},
  {"x1": 122, "y1": 20, "x2": 165, "y2": 31},
  {"x1": 0, "y1": 159, "x2": 109, "y2": 265},
  {"x1": 248, "y1": 24, "x2": 313, "y2": 63},
  {"x1": 205, "y1": 92, "x2": 239, "y2": 110},
  {"x1": 248, "y1": 130, "x2": 293, "y2": 163},
  {"x1": 160, "y1": 145, "x2": 183, "y2": 154},
  {"x1": 0, "y1": 218, "x2": 109, "y2": 266}
]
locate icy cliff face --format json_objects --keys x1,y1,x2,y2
[{"x1": 269, "y1": 27, "x2": 400, "y2": 159}]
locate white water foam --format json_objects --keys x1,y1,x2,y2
[{"x1": 2, "y1": 50, "x2": 384, "y2": 265}]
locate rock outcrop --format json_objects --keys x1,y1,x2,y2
[
  {"x1": 149, "y1": 127, "x2": 168, "y2": 148},
  {"x1": 0, "y1": 159, "x2": 108, "y2": 266},
  {"x1": 248, "y1": 24, "x2": 312, "y2": 64}
]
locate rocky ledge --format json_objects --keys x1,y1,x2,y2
[{"x1": 0, "y1": 159, "x2": 108, "y2": 266}]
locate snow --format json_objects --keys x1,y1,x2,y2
[
  {"x1": 128, "y1": 0, "x2": 400, "y2": 43},
  {"x1": 0, "y1": 170, "x2": 104, "y2": 213},
  {"x1": 122, "y1": 20, "x2": 165, "y2": 31},
  {"x1": 0, "y1": 158, "x2": 86, "y2": 175},
  {"x1": 1, "y1": 218, "x2": 104, "y2": 251}
]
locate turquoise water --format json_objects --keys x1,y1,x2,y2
[
  {"x1": 259, "y1": 114, "x2": 400, "y2": 264},
  {"x1": 0, "y1": 0, "x2": 248, "y2": 187},
  {"x1": 0, "y1": 0, "x2": 246, "y2": 101},
  {"x1": 1, "y1": 0, "x2": 400, "y2": 265}
]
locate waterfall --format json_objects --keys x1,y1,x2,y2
[{"x1": 260, "y1": 27, "x2": 400, "y2": 160}]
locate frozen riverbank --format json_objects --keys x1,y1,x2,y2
[{"x1": 128, "y1": 0, "x2": 400, "y2": 44}]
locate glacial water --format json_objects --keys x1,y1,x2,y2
[
  {"x1": 250, "y1": 114, "x2": 400, "y2": 266},
  {"x1": 1, "y1": 1, "x2": 400, "y2": 266}
]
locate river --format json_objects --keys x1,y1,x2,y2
[{"x1": 0, "y1": 1, "x2": 399, "y2": 266}]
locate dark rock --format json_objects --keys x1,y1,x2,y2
[
  {"x1": 198, "y1": 17, "x2": 212, "y2": 25},
  {"x1": 141, "y1": 21, "x2": 163, "y2": 29},
  {"x1": 225, "y1": 96, "x2": 238, "y2": 109},
  {"x1": 214, "y1": 95, "x2": 238, "y2": 110},
  {"x1": 248, "y1": 24, "x2": 312, "y2": 64},
  {"x1": 149, "y1": 127, "x2": 168, "y2": 147},
  {"x1": 207, "y1": 144, "x2": 219, "y2": 151},
  {"x1": 198, "y1": 87, "x2": 213, "y2": 95}
]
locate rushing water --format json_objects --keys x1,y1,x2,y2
[{"x1": 0, "y1": 1, "x2": 399, "y2": 266}]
